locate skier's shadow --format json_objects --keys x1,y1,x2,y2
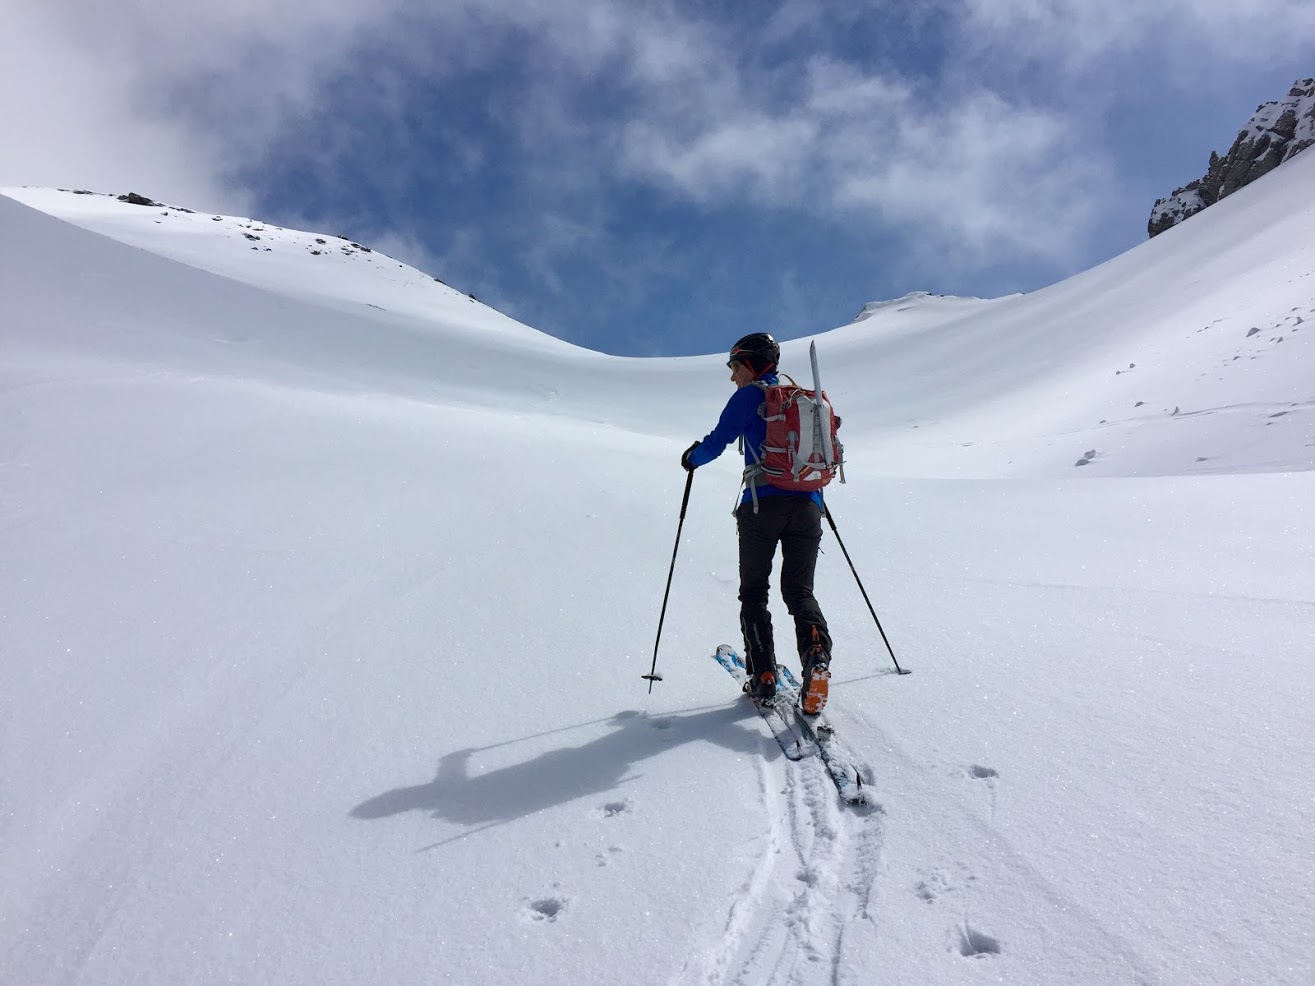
[{"x1": 350, "y1": 705, "x2": 767, "y2": 838}]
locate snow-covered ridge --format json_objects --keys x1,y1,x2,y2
[
  {"x1": 849, "y1": 291, "x2": 1002, "y2": 323},
  {"x1": 7, "y1": 152, "x2": 1315, "y2": 480},
  {"x1": 2, "y1": 185, "x2": 574, "y2": 352}
]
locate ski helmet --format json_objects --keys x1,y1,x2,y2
[{"x1": 728, "y1": 332, "x2": 780, "y2": 375}]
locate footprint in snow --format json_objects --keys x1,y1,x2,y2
[
  {"x1": 966, "y1": 765, "x2": 998, "y2": 780},
  {"x1": 522, "y1": 897, "x2": 568, "y2": 923},
  {"x1": 914, "y1": 864, "x2": 978, "y2": 905},
  {"x1": 915, "y1": 871, "x2": 950, "y2": 903},
  {"x1": 596, "y1": 799, "x2": 631, "y2": 818}
]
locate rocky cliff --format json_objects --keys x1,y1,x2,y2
[{"x1": 1149, "y1": 78, "x2": 1314, "y2": 237}]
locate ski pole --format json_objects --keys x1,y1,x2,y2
[
  {"x1": 643, "y1": 469, "x2": 694, "y2": 692},
  {"x1": 822, "y1": 503, "x2": 911, "y2": 675}
]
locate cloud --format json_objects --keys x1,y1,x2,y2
[
  {"x1": 835, "y1": 90, "x2": 1099, "y2": 258},
  {"x1": 0, "y1": 3, "x2": 239, "y2": 210},
  {"x1": 0, "y1": 0, "x2": 419, "y2": 210},
  {"x1": 956, "y1": 0, "x2": 1315, "y2": 67},
  {"x1": 615, "y1": 52, "x2": 1104, "y2": 265}
]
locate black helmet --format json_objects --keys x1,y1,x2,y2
[{"x1": 728, "y1": 332, "x2": 780, "y2": 375}]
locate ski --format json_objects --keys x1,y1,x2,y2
[
  {"x1": 712, "y1": 645, "x2": 808, "y2": 761},
  {"x1": 775, "y1": 667, "x2": 871, "y2": 806},
  {"x1": 713, "y1": 645, "x2": 871, "y2": 804}
]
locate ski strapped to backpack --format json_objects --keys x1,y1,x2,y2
[{"x1": 740, "y1": 341, "x2": 844, "y2": 512}]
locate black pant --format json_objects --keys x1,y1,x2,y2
[{"x1": 736, "y1": 497, "x2": 831, "y2": 678}]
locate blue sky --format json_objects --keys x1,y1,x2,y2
[{"x1": 4, "y1": 1, "x2": 1314, "y2": 356}]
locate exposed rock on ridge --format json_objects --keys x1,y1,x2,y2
[{"x1": 1149, "y1": 78, "x2": 1314, "y2": 237}]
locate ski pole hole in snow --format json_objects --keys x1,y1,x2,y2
[{"x1": 957, "y1": 923, "x2": 1001, "y2": 958}]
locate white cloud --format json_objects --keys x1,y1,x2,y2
[
  {"x1": 615, "y1": 51, "x2": 1105, "y2": 265},
  {"x1": 620, "y1": 115, "x2": 818, "y2": 204},
  {"x1": 0, "y1": 0, "x2": 418, "y2": 210},
  {"x1": 956, "y1": 0, "x2": 1315, "y2": 66},
  {"x1": 0, "y1": 4, "x2": 240, "y2": 210}
]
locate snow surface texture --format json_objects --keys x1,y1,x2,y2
[{"x1": 2, "y1": 155, "x2": 1314, "y2": 986}]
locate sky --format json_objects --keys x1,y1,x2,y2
[{"x1": 3, "y1": 0, "x2": 1314, "y2": 357}]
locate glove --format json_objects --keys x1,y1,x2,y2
[{"x1": 681, "y1": 441, "x2": 700, "y2": 472}]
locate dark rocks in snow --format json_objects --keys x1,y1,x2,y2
[
  {"x1": 243, "y1": 233, "x2": 261, "y2": 241},
  {"x1": 1247, "y1": 327, "x2": 1261, "y2": 337},
  {"x1": 118, "y1": 192, "x2": 161, "y2": 207},
  {"x1": 1150, "y1": 79, "x2": 1315, "y2": 237}
]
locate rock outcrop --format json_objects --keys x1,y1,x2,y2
[{"x1": 1149, "y1": 78, "x2": 1315, "y2": 237}]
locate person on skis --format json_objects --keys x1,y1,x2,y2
[{"x1": 681, "y1": 333, "x2": 833, "y2": 715}]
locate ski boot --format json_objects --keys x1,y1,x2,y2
[
  {"x1": 744, "y1": 668, "x2": 778, "y2": 708},
  {"x1": 800, "y1": 627, "x2": 830, "y2": 716}
]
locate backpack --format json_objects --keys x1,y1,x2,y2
[{"x1": 742, "y1": 342, "x2": 844, "y2": 507}]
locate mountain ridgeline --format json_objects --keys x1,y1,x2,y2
[{"x1": 1149, "y1": 77, "x2": 1315, "y2": 237}]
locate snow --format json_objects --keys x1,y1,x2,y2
[{"x1": 3, "y1": 154, "x2": 1314, "y2": 986}]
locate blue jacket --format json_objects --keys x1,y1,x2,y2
[{"x1": 688, "y1": 372, "x2": 823, "y2": 509}]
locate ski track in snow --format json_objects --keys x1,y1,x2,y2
[{"x1": 679, "y1": 709, "x2": 886, "y2": 986}]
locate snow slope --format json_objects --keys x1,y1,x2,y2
[{"x1": 2, "y1": 155, "x2": 1314, "y2": 986}]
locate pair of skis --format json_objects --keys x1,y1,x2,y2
[{"x1": 712, "y1": 644, "x2": 870, "y2": 805}]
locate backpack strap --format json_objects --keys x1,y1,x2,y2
[
  {"x1": 739, "y1": 432, "x2": 765, "y2": 515},
  {"x1": 735, "y1": 382, "x2": 769, "y2": 514}
]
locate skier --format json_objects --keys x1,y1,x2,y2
[{"x1": 681, "y1": 333, "x2": 833, "y2": 714}]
